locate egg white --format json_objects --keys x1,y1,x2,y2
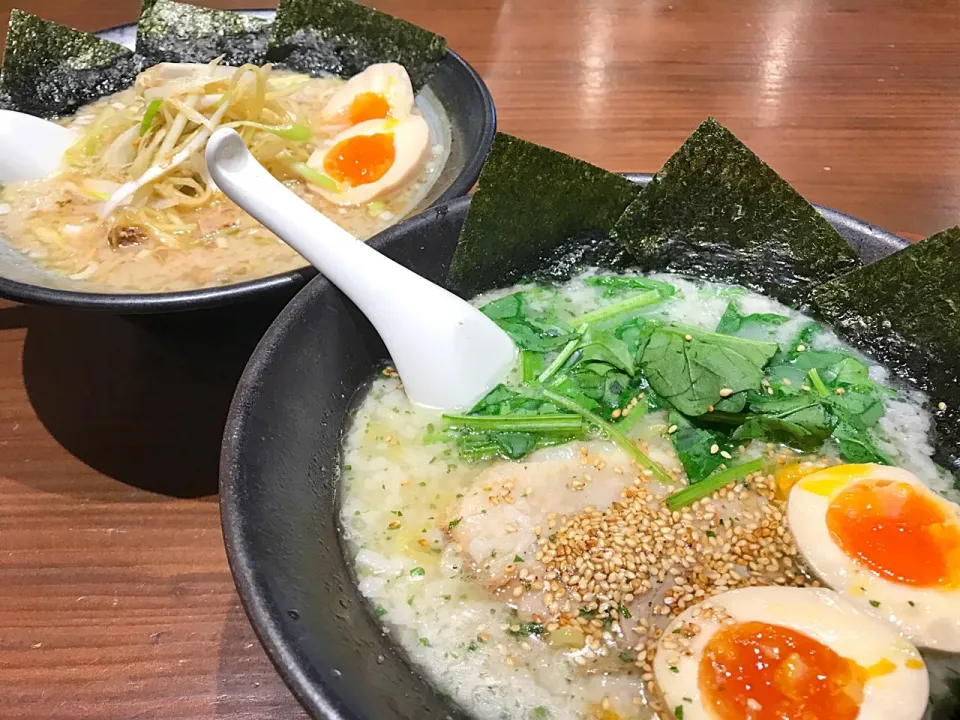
[
  {"x1": 306, "y1": 116, "x2": 431, "y2": 206},
  {"x1": 654, "y1": 586, "x2": 929, "y2": 720},
  {"x1": 788, "y1": 463, "x2": 960, "y2": 651},
  {"x1": 320, "y1": 63, "x2": 415, "y2": 124}
]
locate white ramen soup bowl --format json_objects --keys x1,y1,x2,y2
[{"x1": 0, "y1": 10, "x2": 495, "y2": 313}]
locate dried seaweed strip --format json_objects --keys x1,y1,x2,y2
[
  {"x1": 447, "y1": 133, "x2": 641, "y2": 297},
  {"x1": 0, "y1": 10, "x2": 146, "y2": 118},
  {"x1": 268, "y1": 0, "x2": 446, "y2": 90},
  {"x1": 814, "y1": 226, "x2": 960, "y2": 477},
  {"x1": 612, "y1": 118, "x2": 862, "y2": 308},
  {"x1": 136, "y1": 0, "x2": 270, "y2": 66}
]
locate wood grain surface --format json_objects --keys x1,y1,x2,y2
[{"x1": 0, "y1": 1, "x2": 958, "y2": 717}]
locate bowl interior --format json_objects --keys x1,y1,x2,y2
[
  {"x1": 220, "y1": 190, "x2": 909, "y2": 720},
  {"x1": 0, "y1": 10, "x2": 495, "y2": 312}
]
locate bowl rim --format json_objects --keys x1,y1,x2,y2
[
  {"x1": 0, "y1": 45, "x2": 495, "y2": 314},
  {"x1": 219, "y1": 188, "x2": 910, "y2": 719}
]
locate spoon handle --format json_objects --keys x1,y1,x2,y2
[{"x1": 205, "y1": 128, "x2": 515, "y2": 410}]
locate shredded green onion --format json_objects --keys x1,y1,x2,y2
[
  {"x1": 229, "y1": 121, "x2": 311, "y2": 141},
  {"x1": 665, "y1": 457, "x2": 767, "y2": 511},
  {"x1": 139, "y1": 99, "x2": 163, "y2": 136},
  {"x1": 366, "y1": 200, "x2": 388, "y2": 217},
  {"x1": 290, "y1": 162, "x2": 339, "y2": 192}
]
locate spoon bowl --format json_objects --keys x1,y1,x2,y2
[
  {"x1": 0, "y1": 110, "x2": 77, "y2": 183},
  {"x1": 205, "y1": 127, "x2": 515, "y2": 411}
]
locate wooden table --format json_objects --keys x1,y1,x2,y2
[{"x1": 0, "y1": 1, "x2": 958, "y2": 717}]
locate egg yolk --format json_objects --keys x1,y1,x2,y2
[
  {"x1": 323, "y1": 132, "x2": 395, "y2": 187},
  {"x1": 826, "y1": 479, "x2": 960, "y2": 588},
  {"x1": 348, "y1": 92, "x2": 392, "y2": 123},
  {"x1": 700, "y1": 621, "x2": 866, "y2": 720}
]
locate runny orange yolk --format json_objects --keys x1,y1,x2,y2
[
  {"x1": 323, "y1": 132, "x2": 396, "y2": 187},
  {"x1": 826, "y1": 479, "x2": 960, "y2": 588},
  {"x1": 348, "y1": 92, "x2": 391, "y2": 123},
  {"x1": 700, "y1": 621, "x2": 866, "y2": 720}
]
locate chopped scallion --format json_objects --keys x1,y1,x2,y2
[{"x1": 290, "y1": 162, "x2": 339, "y2": 192}]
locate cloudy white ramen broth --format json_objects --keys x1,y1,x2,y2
[
  {"x1": 0, "y1": 61, "x2": 445, "y2": 292},
  {"x1": 340, "y1": 272, "x2": 953, "y2": 720}
]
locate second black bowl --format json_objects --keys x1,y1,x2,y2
[{"x1": 0, "y1": 12, "x2": 495, "y2": 314}]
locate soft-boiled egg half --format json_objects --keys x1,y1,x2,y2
[
  {"x1": 788, "y1": 463, "x2": 960, "y2": 651},
  {"x1": 654, "y1": 586, "x2": 929, "y2": 720},
  {"x1": 320, "y1": 63, "x2": 416, "y2": 125},
  {"x1": 304, "y1": 116, "x2": 430, "y2": 206}
]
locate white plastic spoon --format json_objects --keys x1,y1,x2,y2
[
  {"x1": 0, "y1": 110, "x2": 77, "y2": 183},
  {"x1": 205, "y1": 127, "x2": 516, "y2": 411}
]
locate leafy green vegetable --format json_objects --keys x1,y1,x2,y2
[
  {"x1": 542, "y1": 389, "x2": 672, "y2": 484},
  {"x1": 665, "y1": 457, "x2": 767, "y2": 511},
  {"x1": 480, "y1": 292, "x2": 576, "y2": 352},
  {"x1": 715, "y1": 302, "x2": 789, "y2": 336},
  {"x1": 733, "y1": 393, "x2": 834, "y2": 451},
  {"x1": 448, "y1": 133, "x2": 642, "y2": 296},
  {"x1": 442, "y1": 413, "x2": 582, "y2": 433},
  {"x1": 0, "y1": 10, "x2": 145, "y2": 118},
  {"x1": 268, "y1": 0, "x2": 447, "y2": 91},
  {"x1": 611, "y1": 118, "x2": 862, "y2": 307},
  {"x1": 584, "y1": 275, "x2": 676, "y2": 299},
  {"x1": 521, "y1": 351, "x2": 543, "y2": 383},
  {"x1": 669, "y1": 411, "x2": 731, "y2": 483},
  {"x1": 639, "y1": 324, "x2": 779, "y2": 415},
  {"x1": 813, "y1": 226, "x2": 960, "y2": 477},
  {"x1": 137, "y1": 0, "x2": 269, "y2": 65},
  {"x1": 446, "y1": 385, "x2": 580, "y2": 461},
  {"x1": 536, "y1": 333, "x2": 583, "y2": 384},
  {"x1": 573, "y1": 289, "x2": 663, "y2": 326}
]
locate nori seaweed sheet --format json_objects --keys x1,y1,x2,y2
[
  {"x1": 136, "y1": 0, "x2": 270, "y2": 66},
  {"x1": 0, "y1": 10, "x2": 146, "y2": 119},
  {"x1": 267, "y1": 0, "x2": 446, "y2": 91},
  {"x1": 813, "y1": 226, "x2": 960, "y2": 478},
  {"x1": 447, "y1": 133, "x2": 642, "y2": 297},
  {"x1": 612, "y1": 118, "x2": 862, "y2": 308}
]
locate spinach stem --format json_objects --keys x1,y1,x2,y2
[
  {"x1": 442, "y1": 413, "x2": 583, "y2": 433},
  {"x1": 521, "y1": 350, "x2": 542, "y2": 383},
  {"x1": 665, "y1": 457, "x2": 767, "y2": 511},
  {"x1": 537, "y1": 324, "x2": 586, "y2": 384},
  {"x1": 808, "y1": 368, "x2": 829, "y2": 397},
  {"x1": 542, "y1": 389, "x2": 673, "y2": 484},
  {"x1": 573, "y1": 290, "x2": 663, "y2": 326}
]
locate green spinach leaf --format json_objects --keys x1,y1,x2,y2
[
  {"x1": 639, "y1": 324, "x2": 779, "y2": 415},
  {"x1": 669, "y1": 411, "x2": 731, "y2": 483},
  {"x1": 715, "y1": 302, "x2": 789, "y2": 336}
]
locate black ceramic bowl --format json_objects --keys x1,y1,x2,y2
[
  {"x1": 0, "y1": 12, "x2": 495, "y2": 314},
  {"x1": 219, "y1": 176, "x2": 909, "y2": 720}
]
